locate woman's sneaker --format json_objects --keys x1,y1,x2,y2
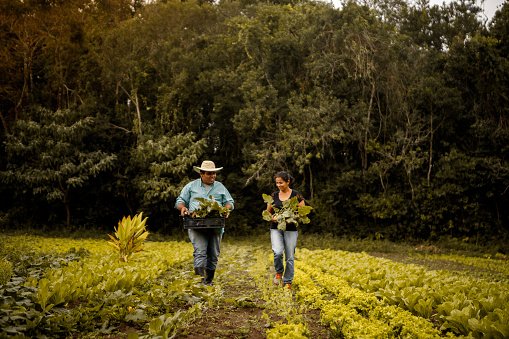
[
  {"x1": 273, "y1": 273, "x2": 282, "y2": 286},
  {"x1": 284, "y1": 283, "x2": 292, "y2": 290}
]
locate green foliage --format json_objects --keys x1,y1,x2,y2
[
  {"x1": 0, "y1": 234, "x2": 215, "y2": 338},
  {"x1": 131, "y1": 133, "x2": 207, "y2": 210},
  {"x1": 266, "y1": 323, "x2": 309, "y2": 338},
  {"x1": 398, "y1": 0, "x2": 483, "y2": 51},
  {"x1": 357, "y1": 193, "x2": 408, "y2": 220},
  {"x1": 0, "y1": 244, "x2": 89, "y2": 336},
  {"x1": 262, "y1": 194, "x2": 312, "y2": 231},
  {"x1": 0, "y1": 107, "x2": 117, "y2": 226},
  {"x1": 0, "y1": 258, "x2": 12, "y2": 286},
  {"x1": 412, "y1": 149, "x2": 509, "y2": 239},
  {"x1": 108, "y1": 213, "x2": 149, "y2": 262},
  {"x1": 148, "y1": 305, "x2": 202, "y2": 339},
  {"x1": 192, "y1": 196, "x2": 230, "y2": 218},
  {"x1": 491, "y1": 1, "x2": 509, "y2": 56}
]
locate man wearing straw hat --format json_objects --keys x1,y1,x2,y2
[{"x1": 175, "y1": 160, "x2": 234, "y2": 285}]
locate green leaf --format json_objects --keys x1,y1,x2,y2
[
  {"x1": 125, "y1": 309, "x2": 148, "y2": 322},
  {"x1": 262, "y1": 193, "x2": 274, "y2": 205},
  {"x1": 192, "y1": 196, "x2": 230, "y2": 218},
  {"x1": 262, "y1": 195, "x2": 313, "y2": 230}
]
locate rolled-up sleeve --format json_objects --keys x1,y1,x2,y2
[
  {"x1": 222, "y1": 186, "x2": 234, "y2": 210},
  {"x1": 175, "y1": 183, "x2": 191, "y2": 209}
]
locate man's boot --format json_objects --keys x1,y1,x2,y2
[
  {"x1": 204, "y1": 269, "x2": 215, "y2": 285},
  {"x1": 194, "y1": 266, "x2": 205, "y2": 277}
]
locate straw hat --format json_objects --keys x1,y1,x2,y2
[{"x1": 193, "y1": 160, "x2": 223, "y2": 173}]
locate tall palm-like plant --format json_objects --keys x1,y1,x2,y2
[{"x1": 108, "y1": 213, "x2": 149, "y2": 262}]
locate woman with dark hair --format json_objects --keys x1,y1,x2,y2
[{"x1": 265, "y1": 171, "x2": 305, "y2": 289}]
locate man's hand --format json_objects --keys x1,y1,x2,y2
[
  {"x1": 224, "y1": 204, "x2": 232, "y2": 218},
  {"x1": 180, "y1": 206, "x2": 189, "y2": 216}
]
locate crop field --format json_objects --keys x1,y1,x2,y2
[{"x1": 0, "y1": 232, "x2": 508, "y2": 338}]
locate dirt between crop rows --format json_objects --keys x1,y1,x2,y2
[{"x1": 175, "y1": 243, "x2": 332, "y2": 339}]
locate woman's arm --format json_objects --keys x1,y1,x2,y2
[
  {"x1": 266, "y1": 203, "x2": 274, "y2": 213},
  {"x1": 296, "y1": 191, "x2": 305, "y2": 207}
]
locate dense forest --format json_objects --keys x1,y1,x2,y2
[{"x1": 0, "y1": 0, "x2": 508, "y2": 242}]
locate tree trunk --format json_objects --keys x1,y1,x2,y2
[
  {"x1": 308, "y1": 165, "x2": 314, "y2": 200},
  {"x1": 133, "y1": 90, "x2": 142, "y2": 136},
  {"x1": 362, "y1": 82, "x2": 376, "y2": 172},
  {"x1": 63, "y1": 189, "x2": 71, "y2": 227},
  {"x1": 0, "y1": 112, "x2": 8, "y2": 135},
  {"x1": 427, "y1": 110, "x2": 433, "y2": 186}
]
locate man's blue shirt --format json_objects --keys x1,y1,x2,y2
[{"x1": 175, "y1": 178, "x2": 234, "y2": 212}]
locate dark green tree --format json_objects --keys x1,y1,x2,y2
[
  {"x1": 130, "y1": 133, "x2": 207, "y2": 223},
  {"x1": 1, "y1": 107, "x2": 117, "y2": 227}
]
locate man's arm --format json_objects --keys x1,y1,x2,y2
[
  {"x1": 175, "y1": 183, "x2": 192, "y2": 216},
  {"x1": 176, "y1": 202, "x2": 189, "y2": 216},
  {"x1": 222, "y1": 188, "x2": 234, "y2": 211}
]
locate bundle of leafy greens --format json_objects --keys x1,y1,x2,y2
[
  {"x1": 192, "y1": 196, "x2": 230, "y2": 218},
  {"x1": 262, "y1": 194, "x2": 313, "y2": 231}
]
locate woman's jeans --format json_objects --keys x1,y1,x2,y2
[
  {"x1": 270, "y1": 229, "x2": 298, "y2": 284},
  {"x1": 188, "y1": 228, "x2": 222, "y2": 270}
]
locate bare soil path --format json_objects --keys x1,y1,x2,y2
[{"x1": 175, "y1": 242, "x2": 332, "y2": 338}]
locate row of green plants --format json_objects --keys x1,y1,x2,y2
[
  {"x1": 1, "y1": 231, "x2": 318, "y2": 337},
  {"x1": 411, "y1": 252, "x2": 509, "y2": 278},
  {"x1": 225, "y1": 239, "x2": 508, "y2": 338},
  {"x1": 297, "y1": 248, "x2": 509, "y2": 338},
  {"x1": 0, "y1": 224, "x2": 220, "y2": 337}
]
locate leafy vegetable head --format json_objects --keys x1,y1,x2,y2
[
  {"x1": 192, "y1": 196, "x2": 230, "y2": 218},
  {"x1": 262, "y1": 194, "x2": 312, "y2": 231}
]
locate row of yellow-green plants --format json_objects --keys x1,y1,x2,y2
[
  {"x1": 294, "y1": 260, "x2": 443, "y2": 338},
  {"x1": 296, "y1": 248, "x2": 509, "y2": 338},
  {"x1": 1, "y1": 233, "x2": 194, "y2": 310},
  {"x1": 246, "y1": 245, "x2": 311, "y2": 338},
  {"x1": 196, "y1": 240, "x2": 508, "y2": 338},
  {"x1": 243, "y1": 242, "x2": 451, "y2": 338}
]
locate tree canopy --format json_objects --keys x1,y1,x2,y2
[{"x1": 1, "y1": 0, "x2": 508, "y2": 242}]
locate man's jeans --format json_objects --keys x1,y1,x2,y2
[
  {"x1": 188, "y1": 228, "x2": 222, "y2": 270},
  {"x1": 270, "y1": 229, "x2": 298, "y2": 284}
]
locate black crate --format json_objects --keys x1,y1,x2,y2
[{"x1": 181, "y1": 217, "x2": 225, "y2": 229}]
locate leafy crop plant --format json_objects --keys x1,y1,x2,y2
[
  {"x1": 108, "y1": 212, "x2": 149, "y2": 262},
  {"x1": 262, "y1": 194, "x2": 313, "y2": 231}
]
